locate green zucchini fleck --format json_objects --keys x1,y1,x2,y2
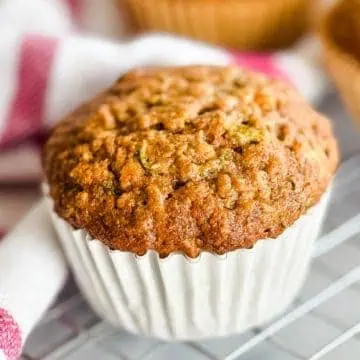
[
  {"x1": 199, "y1": 149, "x2": 233, "y2": 178},
  {"x1": 139, "y1": 141, "x2": 151, "y2": 170},
  {"x1": 228, "y1": 124, "x2": 263, "y2": 145},
  {"x1": 139, "y1": 141, "x2": 162, "y2": 173}
]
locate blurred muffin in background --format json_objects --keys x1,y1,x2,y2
[
  {"x1": 122, "y1": 0, "x2": 310, "y2": 50},
  {"x1": 321, "y1": 0, "x2": 360, "y2": 124}
]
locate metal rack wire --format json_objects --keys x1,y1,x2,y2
[{"x1": 22, "y1": 154, "x2": 360, "y2": 360}]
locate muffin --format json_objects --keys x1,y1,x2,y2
[
  {"x1": 44, "y1": 66, "x2": 338, "y2": 340},
  {"x1": 321, "y1": 0, "x2": 360, "y2": 124},
  {"x1": 122, "y1": 0, "x2": 309, "y2": 50}
]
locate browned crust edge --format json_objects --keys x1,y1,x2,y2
[{"x1": 44, "y1": 66, "x2": 339, "y2": 258}]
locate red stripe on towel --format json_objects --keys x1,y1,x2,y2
[
  {"x1": 0, "y1": 308, "x2": 22, "y2": 360},
  {"x1": 64, "y1": 0, "x2": 82, "y2": 24},
  {"x1": 1, "y1": 34, "x2": 58, "y2": 146},
  {"x1": 231, "y1": 52, "x2": 290, "y2": 82}
]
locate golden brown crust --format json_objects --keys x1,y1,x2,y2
[
  {"x1": 320, "y1": 0, "x2": 360, "y2": 124},
  {"x1": 44, "y1": 66, "x2": 338, "y2": 258}
]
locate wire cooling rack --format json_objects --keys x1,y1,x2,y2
[{"x1": 22, "y1": 95, "x2": 360, "y2": 360}]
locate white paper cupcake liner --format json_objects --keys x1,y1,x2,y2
[{"x1": 45, "y1": 188, "x2": 331, "y2": 340}]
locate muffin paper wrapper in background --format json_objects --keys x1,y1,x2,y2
[
  {"x1": 123, "y1": 0, "x2": 309, "y2": 50},
  {"x1": 46, "y1": 189, "x2": 331, "y2": 340}
]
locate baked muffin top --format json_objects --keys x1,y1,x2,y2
[
  {"x1": 44, "y1": 66, "x2": 338, "y2": 258},
  {"x1": 325, "y1": 0, "x2": 360, "y2": 60}
]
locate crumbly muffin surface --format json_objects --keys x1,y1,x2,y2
[{"x1": 44, "y1": 66, "x2": 338, "y2": 257}]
